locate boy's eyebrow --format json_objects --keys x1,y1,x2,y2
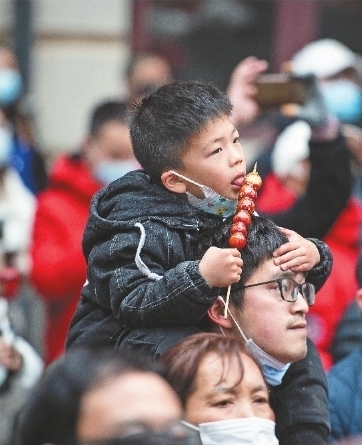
[{"x1": 202, "y1": 127, "x2": 239, "y2": 151}]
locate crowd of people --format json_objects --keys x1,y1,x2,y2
[{"x1": 1, "y1": 36, "x2": 362, "y2": 445}]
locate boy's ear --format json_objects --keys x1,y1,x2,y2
[
  {"x1": 207, "y1": 296, "x2": 233, "y2": 329},
  {"x1": 161, "y1": 170, "x2": 187, "y2": 194}
]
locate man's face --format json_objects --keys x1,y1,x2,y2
[
  {"x1": 77, "y1": 371, "x2": 184, "y2": 442},
  {"x1": 230, "y1": 258, "x2": 309, "y2": 364}
]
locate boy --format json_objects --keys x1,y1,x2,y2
[{"x1": 66, "y1": 81, "x2": 331, "y2": 358}]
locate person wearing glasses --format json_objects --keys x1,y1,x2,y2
[
  {"x1": 16, "y1": 347, "x2": 201, "y2": 445},
  {"x1": 191, "y1": 214, "x2": 330, "y2": 445}
]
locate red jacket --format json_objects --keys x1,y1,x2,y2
[
  {"x1": 257, "y1": 173, "x2": 362, "y2": 370},
  {"x1": 30, "y1": 155, "x2": 101, "y2": 364}
]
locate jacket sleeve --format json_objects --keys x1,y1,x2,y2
[
  {"x1": 306, "y1": 238, "x2": 333, "y2": 292},
  {"x1": 271, "y1": 338, "x2": 330, "y2": 445},
  {"x1": 261, "y1": 133, "x2": 351, "y2": 239},
  {"x1": 86, "y1": 220, "x2": 219, "y2": 329}
]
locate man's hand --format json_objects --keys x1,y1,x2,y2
[
  {"x1": 199, "y1": 246, "x2": 243, "y2": 287},
  {"x1": 273, "y1": 227, "x2": 320, "y2": 272}
]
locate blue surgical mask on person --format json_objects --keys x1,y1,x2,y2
[
  {"x1": 183, "y1": 417, "x2": 279, "y2": 445},
  {"x1": 93, "y1": 160, "x2": 137, "y2": 185},
  {"x1": 321, "y1": 79, "x2": 362, "y2": 123},
  {"x1": 170, "y1": 171, "x2": 237, "y2": 218},
  {"x1": 0, "y1": 69, "x2": 22, "y2": 106},
  {"x1": 223, "y1": 301, "x2": 290, "y2": 386},
  {"x1": 0, "y1": 125, "x2": 13, "y2": 167}
]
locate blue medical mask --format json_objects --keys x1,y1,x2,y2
[
  {"x1": 93, "y1": 160, "x2": 137, "y2": 185},
  {"x1": 321, "y1": 79, "x2": 362, "y2": 123},
  {"x1": 0, "y1": 126, "x2": 13, "y2": 167},
  {"x1": 0, "y1": 69, "x2": 22, "y2": 106},
  {"x1": 183, "y1": 417, "x2": 279, "y2": 445},
  {"x1": 224, "y1": 302, "x2": 290, "y2": 386},
  {"x1": 170, "y1": 171, "x2": 237, "y2": 218}
]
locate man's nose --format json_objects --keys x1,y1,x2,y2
[
  {"x1": 234, "y1": 401, "x2": 256, "y2": 418},
  {"x1": 229, "y1": 146, "x2": 244, "y2": 165},
  {"x1": 291, "y1": 291, "x2": 309, "y2": 314}
]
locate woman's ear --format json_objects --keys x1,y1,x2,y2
[
  {"x1": 207, "y1": 296, "x2": 233, "y2": 329},
  {"x1": 161, "y1": 171, "x2": 187, "y2": 194}
]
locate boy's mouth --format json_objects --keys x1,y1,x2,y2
[{"x1": 231, "y1": 174, "x2": 245, "y2": 188}]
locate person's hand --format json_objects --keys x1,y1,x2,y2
[
  {"x1": 199, "y1": 246, "x2": 243, "y2": 287},
  {"x1": 0, "y1": 341, "x2": 23, "y2": 372},
  {"x1": 272, "y1": 227, "x2": 320, "y2": 272},
  {"x1": 227, "y1": 56, "x2": 269, "y2": 126},
  {"x1": 281, "y1": 74, "x2": 330, "y2": 129}
]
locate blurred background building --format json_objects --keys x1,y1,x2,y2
[{"x1": 1, "y1": 0, "x2": 362, "y2": 164}]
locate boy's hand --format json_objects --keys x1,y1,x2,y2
[
  {"x1": 273, "y1": 227, "x2": 320, "y2": 272},
  {"x1": 0, "y1": 341, "x2": 23, "y2": 372},
  {"x1": 199, "y1": 247, "x2": 243, "y2": 288}
]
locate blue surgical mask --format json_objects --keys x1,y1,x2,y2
[
  {"x1": 93, "y1": 160, "x2": 137, "y2": 185},
  {"x1": 170, "y1": 171, "x2": 237, "y2": 218},
  {"x1": 321, "y1": 79, "x2": 362, "y2": 123},
  {"x1": 224, "y1": 302, "x2": 290, "y2": 386},
  {"x1": 0, "y1": 69, "x2": 22, "y2": 106},
  {"x1": 0, "y1": 125, "x2": 13, "y2": 167}
]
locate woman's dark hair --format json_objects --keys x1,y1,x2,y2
[
  {"x1": 129, "y1": 80, "x2": 232, "y2": 180},
  {"x1": 161, "y1": 332, "x2": 246, "y2": 407},
  {"x1": 18, "y1": 346, "x2": 165, "y2": 445}
]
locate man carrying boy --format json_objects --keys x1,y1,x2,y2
[
  {"x1": 203, "y1": 215, "x2": 330, "y2": 445},
  {"x1": 66, "y1": 81, "x2": 332, "y2": 443},
  {"x1": 67, "y1": 81, "x2": 330, "y2": 353}
]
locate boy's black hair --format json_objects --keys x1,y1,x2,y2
[
  {"x1": 193, "y1": 215, "x2": 289, "y2": 309},
  {"x1": 89, "y1": 100, "x2": 129, "y2": 136},
  {"x1": 129, "y1": 80, "x2": 233, "y2": 180}
]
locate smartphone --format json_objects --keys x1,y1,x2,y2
[{"x1": 255, "y1": 73, "x2": 310, "y2": 107}]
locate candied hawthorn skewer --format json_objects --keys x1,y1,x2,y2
[{"x1": 224, "y1": 163, "x2": 262, "y2": 317}]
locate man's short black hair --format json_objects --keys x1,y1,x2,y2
[
  {"x1": 129, "y1": 80, "x2": 233, "y2": 180},
  {"x1": 192, "y1": 215, "x2": 289, "y2": 308},
  {"x1": 89, "y1": 100, "x2": 129, "y2": 136}
]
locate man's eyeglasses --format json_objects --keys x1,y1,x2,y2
[{"x1": 241, "y1": 277, "x2": 315, "y2": 306}]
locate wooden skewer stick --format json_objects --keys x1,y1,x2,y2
[{"x1": 224, "y1": 284, "x2": 231, "y2": 318}]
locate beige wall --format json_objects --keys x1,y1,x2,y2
[{"x1": 2, "y1": 0, "x2": 133, "y2": 159}]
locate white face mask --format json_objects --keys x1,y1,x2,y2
[
  {"x1": 93, "y1": 160, "x2": 137, "y2": 185},
  {"x1": 223, "y1": 300, "x2": 290, "y2": 386},
  {"x1": 183, "y1": 417, "x2": 279, "y2": 445},
  {"x1": 170, "y1": 171, "x2": 237, "y2": 218}
]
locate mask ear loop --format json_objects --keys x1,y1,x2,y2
[
  {"x1": 219, "y1": 296, "x2": 249, "y2": 344},
  {"x1": 224, "y1": 285, "x2": 231, "y2": 318}
]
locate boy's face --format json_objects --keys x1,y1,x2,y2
[
  {"x1": 230, "y1": 258, "x2": 309, "y2": 364},
  {"x1": 178, "y1": 115, "x2": 246, "y2": 200},
  {"x1": 184, "y1": 350, "x2": 274, "y2": 425}
]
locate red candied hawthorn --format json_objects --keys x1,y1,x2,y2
[
  {"x1": 238, "y1": 183, "x2": 257, "y2": 201},
  {"x1": 230, "y1": 222, "x2": 247, "y2": 237},
  {"x1": 236, "y1": 198, "x2": 255, "y2": 214},
  {"x1": 228, "y1": 232, "x2": 247, "y2": 249},
  {"x1": 232, "y1": 210, "x2": 252, "y2": 226}
]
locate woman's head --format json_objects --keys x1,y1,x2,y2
[
  {"x1": 161, "y1": 333, "x2": 275, "y2": 425},
  {"x1": 19, "y1": 347, "x2": 200, "y2": 445}
]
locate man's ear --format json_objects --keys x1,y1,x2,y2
[
  {"x1": 207, "y1": 296, "x2": 233, "y2": 329},
  {"x1": 356, "y1": 288, "x2": 362, "y2": 311},
  {"x1": 160, "y1": 171, "x2": 187, "y2": 194}
]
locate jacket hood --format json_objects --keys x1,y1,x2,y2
[
  {"x1": 49, "y1": 154, "x2": 101, "y2": 202},
  {"x1": 82, "y1": 170, "x2": 219, "y2": 256}
]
